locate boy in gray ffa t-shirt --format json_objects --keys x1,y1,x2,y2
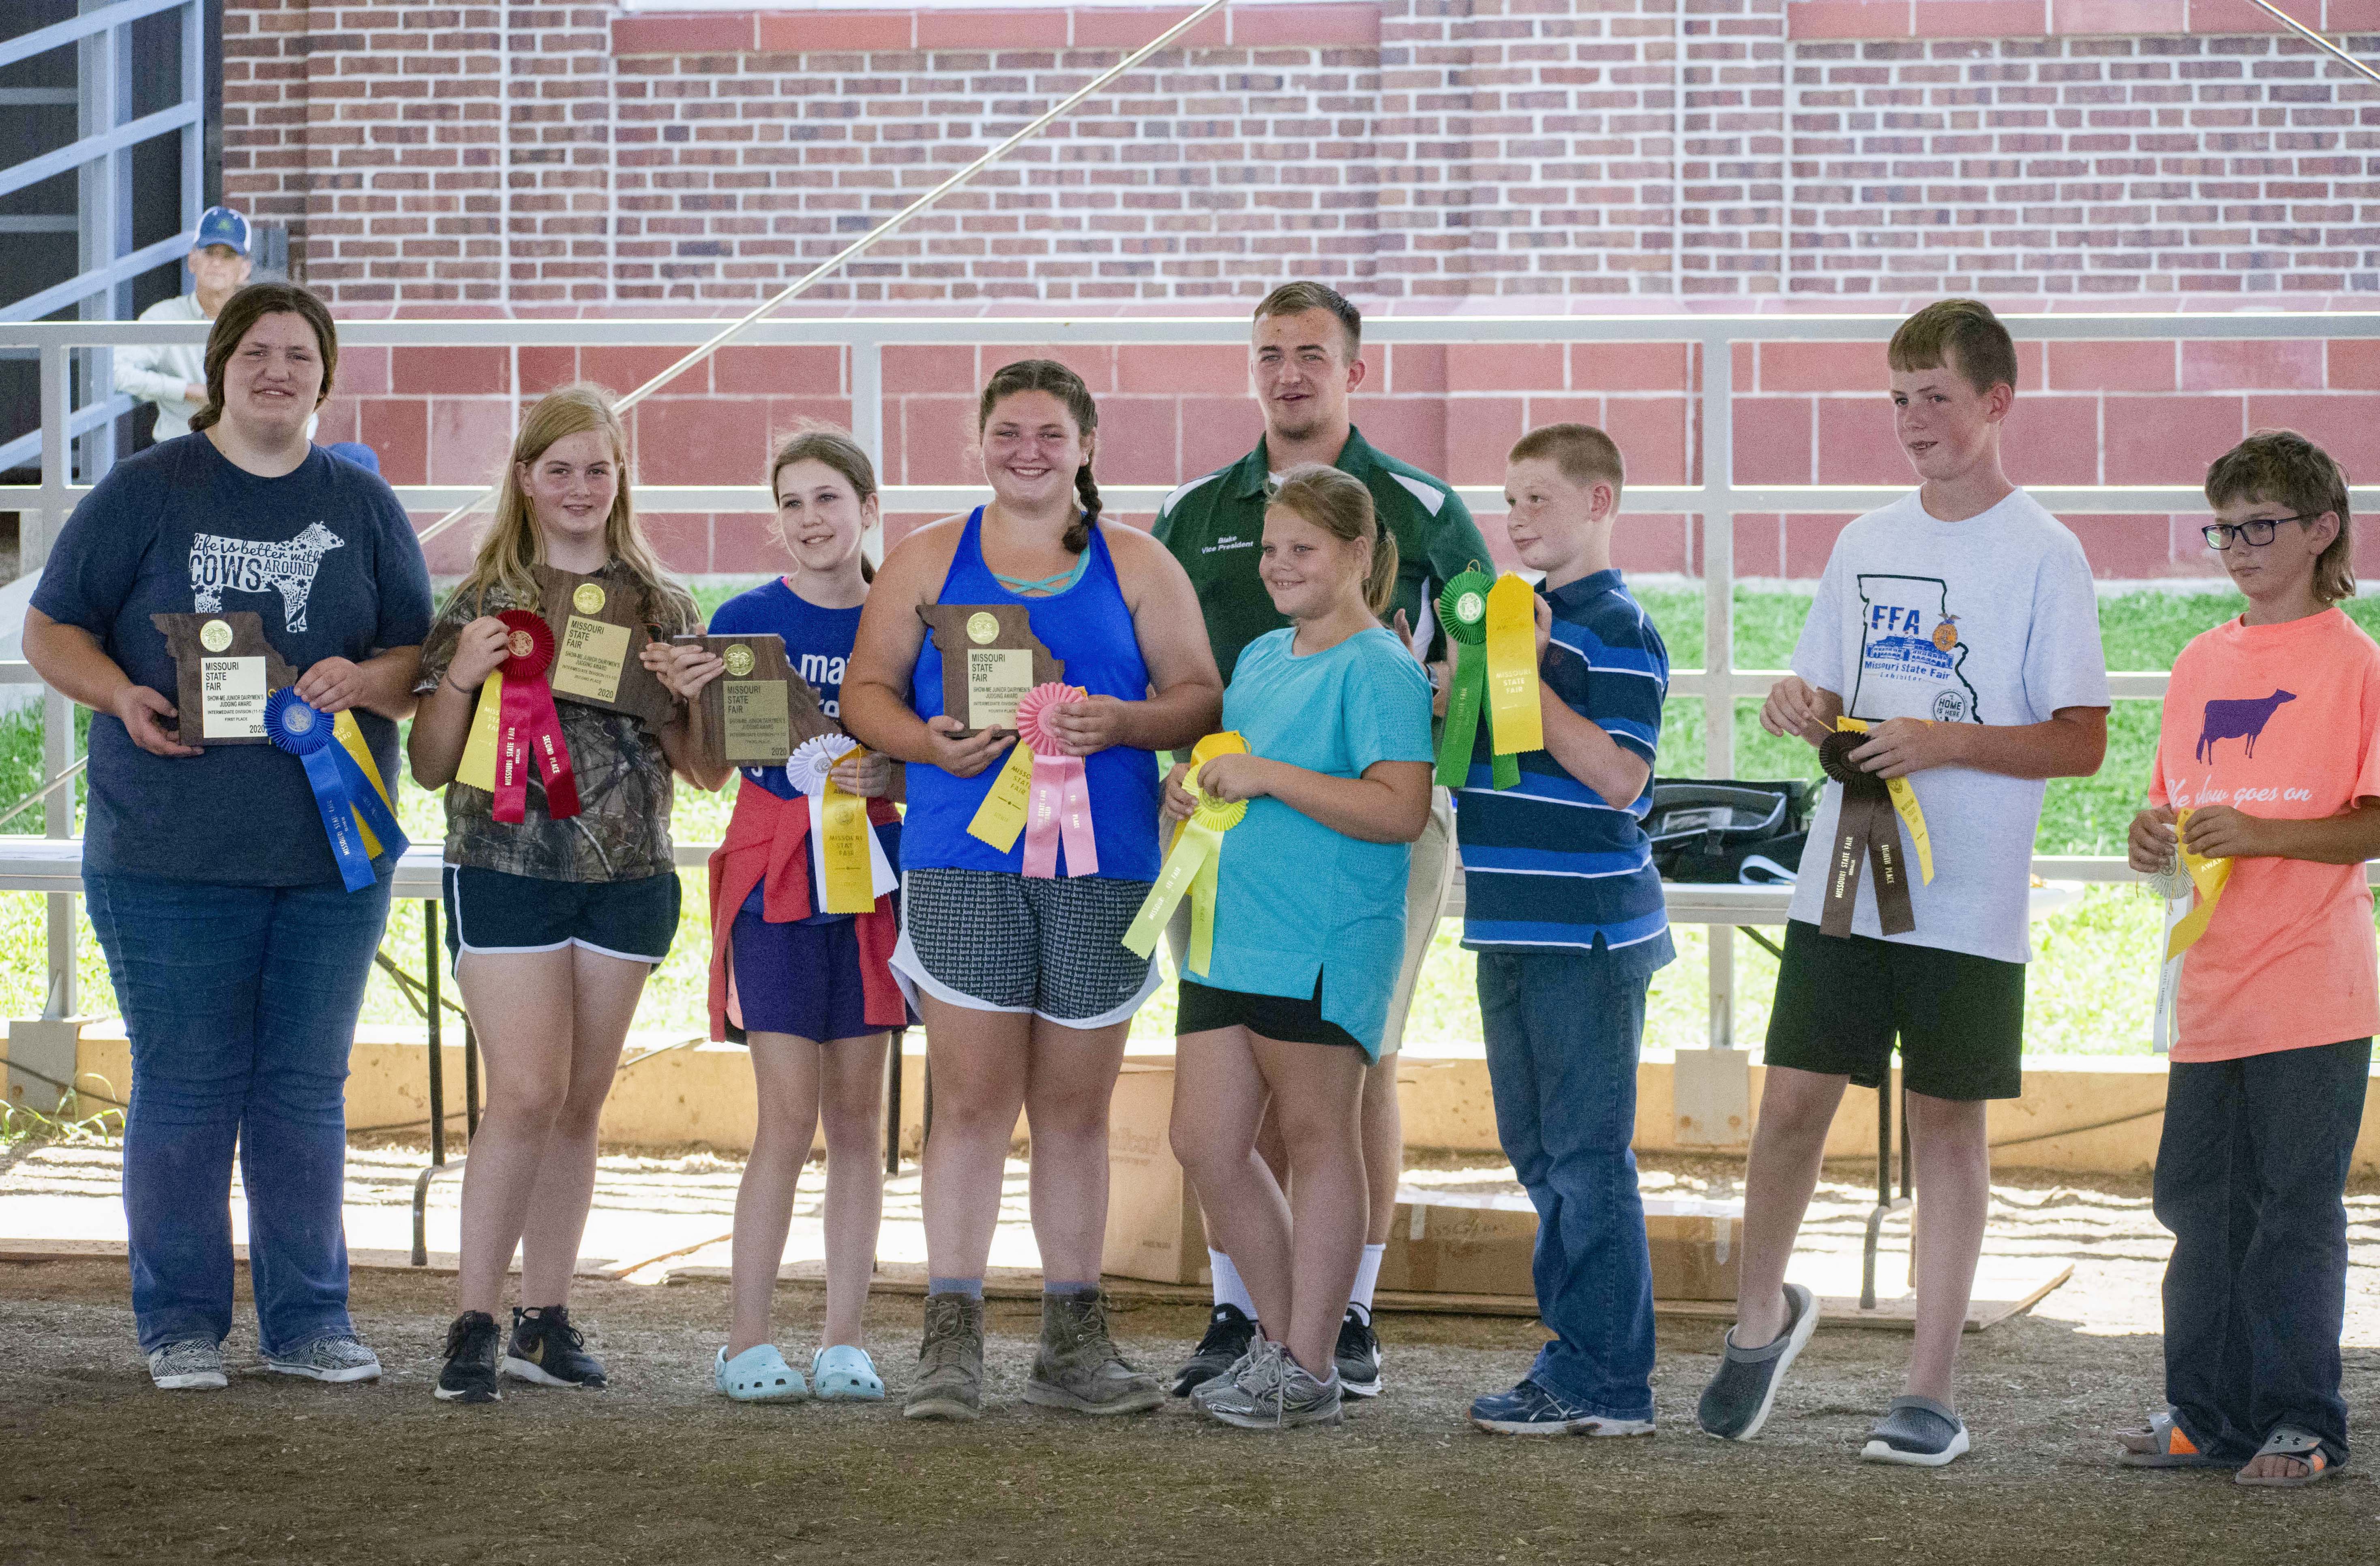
[{"x1": 1694, "y1": 300, "x2": 2111, "y2": 1467}]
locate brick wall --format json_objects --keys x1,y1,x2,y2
[
  {"x1": 225, "y1": 0, "x2": 2380, "y2": 585},
  {"x1": 311, "y1": 329, "x2": 2380, "y2": 583},
  {"x1": 223, "y1": 0, "x2": 2380, "y2": 307}
]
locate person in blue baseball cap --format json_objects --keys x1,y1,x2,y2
[{"x1": 116, "y1": 206, "x2": 309, "y2": 445}]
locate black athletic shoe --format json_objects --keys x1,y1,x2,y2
[
  {"x1": 1334, "y1": 1308, "x2": 1383, "y2": 1399},
  {"x1": 435, "y1": 1311, "x2": 502, "y2": 1404},
  {"x1": 502, "y1": 1305, "x2": 608, "y2": 1388},
  {"x1": 1170, "y1": 1304, "x2": 1257, "y2": 1397}
]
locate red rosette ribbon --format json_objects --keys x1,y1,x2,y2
[
  {"x1": 493, "y1": 609, "x2": 581, "y2": 823},
  {"x1": 1012, "y1": 681, "x2": 1098, "y2": 880}
]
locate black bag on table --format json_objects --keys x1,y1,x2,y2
[{"x1": 1647, "y1": 777, "x2": 1818, "y2": 885}]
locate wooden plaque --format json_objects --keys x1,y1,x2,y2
[
  {"x1": 533, "y1": 565, "x2": 680, "y2": 727},
  {"x1": 918, "y1": 603, "x2": 1063, "y2": 738},
  {"x1": 150, "y1": 611, "x2": 298, "y2": 746},
  {"x1": 675, "y1": 633, "x2": 841, "y2": 770}
]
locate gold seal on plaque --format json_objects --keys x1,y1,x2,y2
[
  {"x1": 966, "y1": 612, "x2": 1000, "y2": 646},
  {"x1": 573, "y1": 583, "x2": 606, "y2": 615},
  {"x1": 199, "y1": 618, "x2": 234, "y2": 653},
  {"x1": 723, "y1": 643, "x2": 755, "y2": 678}
]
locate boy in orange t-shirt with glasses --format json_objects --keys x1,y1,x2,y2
[{"x1": 2121, "y1": 429, "x2": 2380, "y2": 1489}]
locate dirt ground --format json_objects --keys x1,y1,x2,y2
[{"x1": 6, "y1": 1160, "x2": 2380, "y2": 1566}]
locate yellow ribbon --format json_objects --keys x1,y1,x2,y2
[
  {"x1": 1483, "y1": 573, "x2": 1544, "y2": 758},
  {"x1": 1124, "y1": 732, "x2": 1248, "y2": 975},
  {"x1": 965, "y1": 737, "x2": 1036, "y2": 853},
  {"x1": 330, "y1": 710, "x2": 400, "y2": 859},
  {"x1": 818, "y1": 746, "x2": 878, "y2": 914},
  {"x1": 457, "y1": 670, "x2": 502, "y2": 793},
  {"x1": 1834, "y1": 717, "x2": 1933, "y2": 884},
  {"x1": 2163, "y1": 806, "x2": 2234, "y2": 960}
]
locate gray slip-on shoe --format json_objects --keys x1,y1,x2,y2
[
  {"x1": 1860, "y1": 1394, "x2": 1970, "y2": 1467},
  {"x1": 1695, "y1": 1282, "x2": 1817, "y2": 1441}
]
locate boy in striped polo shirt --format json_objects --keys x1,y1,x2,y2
[{"x1": 1460, "y1": 424, "x2": 1674, "y2": 1437}]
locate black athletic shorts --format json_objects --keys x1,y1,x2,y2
[
  {"x1": 1176, "y1": 974, "x2": 1364, "y2": 1052},
  {"x1": 1762, "y1": 919, "x2": 2026, "y2": 1102}
]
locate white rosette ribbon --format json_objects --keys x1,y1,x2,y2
[{"x1": 785, "y1": 735, "x2": 898, "y2": 903}]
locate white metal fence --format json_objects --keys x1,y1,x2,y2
[{"x1": 5, "y1": 310, "x2": 2378, "y2": 1038}]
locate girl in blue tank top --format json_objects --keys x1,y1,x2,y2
[{"x1": 842, "y1": 360, "x2": 1222, "y2": 1422}]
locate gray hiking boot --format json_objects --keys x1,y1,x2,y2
[
  {"x1": 1023, "y1": 1287, "x2": 1163, "y2": 1416},
  {"x1": 1198, "y1": 1338, "x2": 1344, "y2": 1430},
  {"x1": 902, "y1": 1292, "x2": 985, "y2": 1422}
]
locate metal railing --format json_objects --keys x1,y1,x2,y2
[
  {"x1": 6, "y1": 310, "x2": 2380, "y2": 1044},
  {"x1": 0, "y1": 0, "x2": 208, "y2": 480}
]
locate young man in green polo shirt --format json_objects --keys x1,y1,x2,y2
[{"x1": 1156, "y1": 279, "x2": 1494, "y2": 1401}]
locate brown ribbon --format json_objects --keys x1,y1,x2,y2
[{"x1": 1818, "y1": 731, "x2": 1914, "y2": 938}]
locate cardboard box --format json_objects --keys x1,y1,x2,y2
[
  {"x1": 1102, "y1": 1062, "x2": 1208, "y2": 1285},
  {"x1": 1100, "y1": 1060, "x2": 1745, "y2": 1302},
  {"x1": 1375, "y1": 1191, "x2": 1743, "y2": 1303}
]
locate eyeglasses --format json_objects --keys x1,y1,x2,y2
[{"x1": 2202, "y1": 515, "x2": 2312, "y2": 550}]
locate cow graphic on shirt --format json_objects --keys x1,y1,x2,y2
[
  {"x1": 2196, "y1": 689, "x2": 2295, "y2": 763},
  {"x1": 189, "y1": 523, "x2": 344, "y2": 633},
  {"x1": 1849, "y1": 574, "x2": 1981, "y2": 724}
]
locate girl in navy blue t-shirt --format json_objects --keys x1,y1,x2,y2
[{"x1": 654, "y1": 428, "x2": 905, "y2": 1403}]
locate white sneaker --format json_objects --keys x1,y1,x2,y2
[
  {"x1": 147, "y1": 1339, "x2": 227, "y2": 1391},
  {"x1": 264, "y1": 1334, "x2": 384, "y2": 1383}
]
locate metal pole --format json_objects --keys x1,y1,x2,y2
[
  {"x1": 425, "y1": 899, "x2": 445, "y2": 1166},
  {"x1": 37, "y1": 339, "x2": 75, "y2": 1021},
  {"x1": 2241, "y1": 0, "x2": 2380, "y2": 88},
  {"x1": 1701, "y1": 330, "x2": 1736, "y2": 1048},
  {"x1": 883, "y1": 1027, "x2": 903, "y2": 1176}
]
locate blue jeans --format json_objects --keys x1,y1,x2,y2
[
  {"x1": 2155, "y1": 1036, "x2": 2371, "y2": 1465},
  {"x1": 1477, "y1": 940, "x2": 1670, "y2": 1421},
  {"x1": 85, "y1": 871, "x2": 393, "y2": 1356}
]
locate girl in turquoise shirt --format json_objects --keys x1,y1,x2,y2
[{"x1": 1164, "y1": 464, "x2": 1434, "y2": 1429}]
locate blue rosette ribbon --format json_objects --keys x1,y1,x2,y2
[{"x1": 265, "y1": 689, "x2": 409, "y2": 892}]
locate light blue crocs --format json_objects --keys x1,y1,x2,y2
[
  {"x1": 812, "y1": 1344, "x2": 886, "y2": 1402},
  {"x1": 715, "y1": 1344, "x2": 809, "y2": 1403}
]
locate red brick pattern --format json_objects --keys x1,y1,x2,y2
[
  {"x1": 223, "y1": 2, "x2": 2380, "y2": 306},
  {"x1": 323, "y1": 333, "x2": 2374, "y2": 581}
]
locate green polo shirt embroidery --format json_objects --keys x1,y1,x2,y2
[{"x1": 1153, "y1": 426, "x2": 1493, "y2": 682}]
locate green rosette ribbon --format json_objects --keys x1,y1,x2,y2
[{"x1": 1434, "y1": 566, "x2": 1517, "y2": 790}]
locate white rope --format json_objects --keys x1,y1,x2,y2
[{"x1": 416, "y1": 0, "x2": 1235, "y2": 547}]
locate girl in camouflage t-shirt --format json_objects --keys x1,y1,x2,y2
[{"x1": 405, "y1": 385, "x2": 703, "y2": 1405}]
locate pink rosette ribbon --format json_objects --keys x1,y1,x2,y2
[{"x1": 1013, "y1": 681, "x2": 1099, "y2": 880}]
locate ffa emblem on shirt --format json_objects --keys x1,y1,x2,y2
[{"x1": 1932, "y1": 615, "x2": 1959, "y2": 652}]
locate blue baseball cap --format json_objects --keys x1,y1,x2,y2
[{"x1": 193, "y1": 206, "x2": 250, "y2": 256}]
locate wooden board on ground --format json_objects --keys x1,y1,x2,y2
[
  {"x1": 656, "y1": 1258, "x2": 2072, "y2": 1332},
  {"x1": 149, "y1": 611, "x2": 296, "y2": 746},
  {"x1": 918, "y1": 602, "x2": 1062, "y2": 736},
  {"x1": 1653, "y1": 1261, "x2": 2075, "y2": 1333},
  {"x1": 534, "y1": 565, "x2": 678, "y2": 727},
  {"x1": 675, "y1": 633, "x2": 840, "y2": 771},
  {"x1": 0, "y1": 1237, "x2": 622, "y2": 1279}
]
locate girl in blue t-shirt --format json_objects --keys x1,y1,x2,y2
[
  {"x1": 1164, "y1": 464, "x2": 1435, "y2": 1430},
  {"x1": 653, "y1": 428, "x2": 905, "y2": 1404}
]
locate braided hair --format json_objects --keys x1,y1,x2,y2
[{"x1": 978, "y1": 358, "x2": 1101, "y2": 553}]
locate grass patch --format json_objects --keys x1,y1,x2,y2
[{"x1": 0, "y1": 583, "x2": 2305, "y2": 1055}]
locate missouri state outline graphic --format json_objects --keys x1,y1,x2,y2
[{"x1": 1849, "y1": 574, "x2": 1981, "y2": 724}]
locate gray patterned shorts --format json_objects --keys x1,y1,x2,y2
[{"x1": 892, "y1": 867, "x2": 1160, "y2": 1028}]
